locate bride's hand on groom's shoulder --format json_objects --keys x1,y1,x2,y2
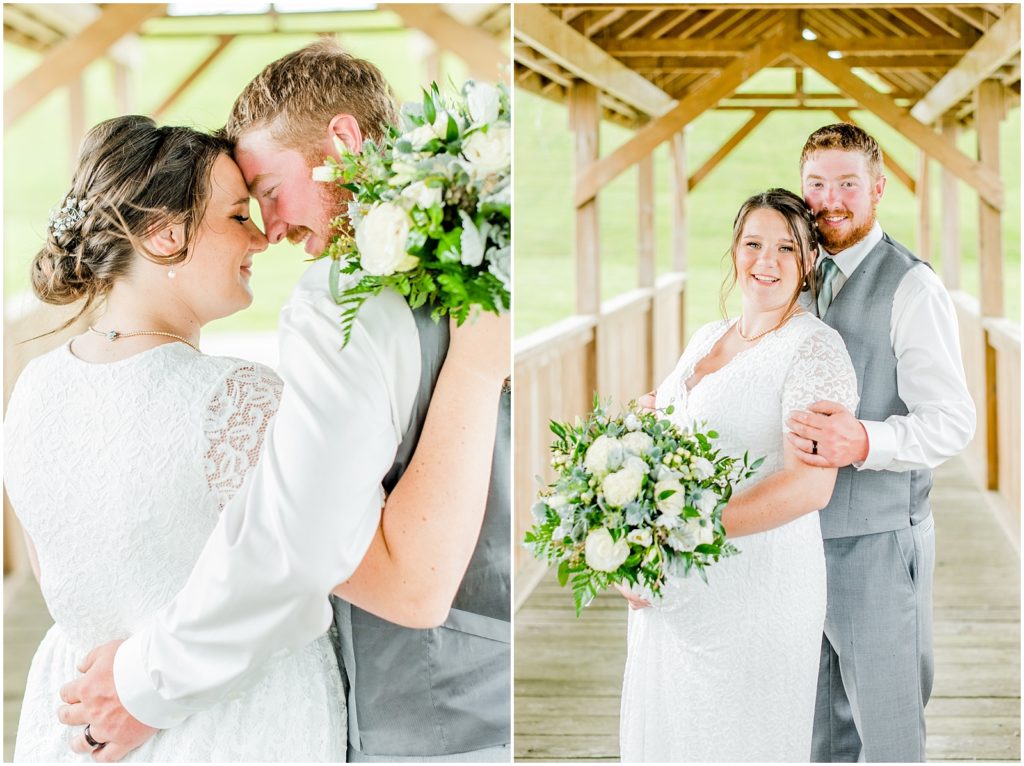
[
  {"x1": 447, "y1": 311, "x2": 511, "y2": 387},
  {"x1": 57, "y1": 639, "x2": 158, "y2": 762},
  {"x1": 614, "y1": 583, "x2": 652, "y2": 610}
]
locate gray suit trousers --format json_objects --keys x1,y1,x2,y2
[{"x1": 812, "y1": 516, "x2": 936, "y2": 762}]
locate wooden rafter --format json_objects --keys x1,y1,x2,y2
[
  {"x1": 576, "y1": 32, "x2": 790, "y2": 206},
  {"x1": 689, "y1": 108, "x2": 770, "y2": 191},
  {"x1": 789, "y1": 38, "x2": 1003, "y2": 209},
  {"x1": 5, "y1": 4, "x2": 166, "y2": 128},
  {"x1": 153, "y1": 35, "x2": 234, "y2": 119},
  {"x1": 515, "y1": 4, "x2": 674, "y2": 117},
  {"x1": 910, "y1": 3, "x2": 1020, "y2": 124}
]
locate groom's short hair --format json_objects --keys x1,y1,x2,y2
[
  {"x1": 800, "y1": 123, "x2": 883, "y2": 180},
  {"x1": 224, "y1": 39, "x2": 397, "y2": 157}
]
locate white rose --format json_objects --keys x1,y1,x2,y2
[
  {"x1": 356, "y1": 203, "x2": 419, "y2": 276},
  {"x1": 694, "y1": 489, "x2": 719, "y2": 519},
  {"x1": 692, "y1": 456, "x2": 715, "y2": 481},
  {"x1": 405, "y1": 123, "x2": 437, "y2": 150},
  {"x1": 467, "y1": 82, "x2": 500, "y2": 126},
  {"x1": 624, "y1": 412, "x2": 642, "y2": 432},
  {"x1": 602, "y1": 467, "x2": 643, "y2": 508},
  {"x1": 462, "y1": 125, "x2": 510, "y2": 176},
  {"x1": 584, "y1": 527, "x2": 630, "y2": 573},
  {"x1": 654, "y1": 479, "x2": 685, "y2": 516},
  {"x1": 585, "y1": 435, "x2": 623, "y2": 477},
  {"x1": 400, "y1": 181, "x2": 442, "y2": 211},
  {"x1": 626, "y1": 528, "x2": 652, "y2": 548},
  {"x1": 624, "y1": 455, "x2": 648, "y2": 476},
  {"x1": 621, "y1": 431, "x2": 654, "y2": 456}
]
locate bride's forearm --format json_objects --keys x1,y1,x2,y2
[{"x1": 722, "y1": 445, "x2": 837, "y2": 539}]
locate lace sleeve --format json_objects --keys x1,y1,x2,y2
[
  {"x1": 204, "y1": 363, "x2": 284, "y2": 512},
  {"x1": 781, "y1": 327, "x2": 860, "y2": 431}
]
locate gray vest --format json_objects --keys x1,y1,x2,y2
[
  {"x1": 331, "y1": 305, "x2": 511, "y2": 758},
  {"x1": 816, "y1": 233, "x2": 933, "y2": 539}
]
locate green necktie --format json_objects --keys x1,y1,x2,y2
[{"x1": 816, "y1": 257, "x2": 840, "y2": 318}]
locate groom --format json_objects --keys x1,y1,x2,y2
[
  {"x1": 786, "y1": 123, "x2": 975, "y2": 762},
  {"x1": 57, "y1": 41, "x2": 511, "y2": 762}
]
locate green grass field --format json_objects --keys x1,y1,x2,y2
[
  {"x1": 3, "y1": 12, "x2": 469, "y2": 333},
  {"x1": 514, "y1": 71, "x2": 1021, "y2": 340}
]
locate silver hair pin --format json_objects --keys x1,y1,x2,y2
[{"x1": 48, "y1": 196, "x2": 89, "y2": 236}]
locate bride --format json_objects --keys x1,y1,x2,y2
[
  {"x1": 4, "y1": 115, "x2": 502, "y2": 762},
  {"x1": 617, "y1": 188, "x2": 859, "y2": 762}
]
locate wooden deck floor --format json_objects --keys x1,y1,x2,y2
[{"x1": 514, "y1": 456, "x2": 1021, "y2": 762}]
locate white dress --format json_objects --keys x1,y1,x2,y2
[
  {"x1": 619, "y1": 313, "x2": 858, "y2": 763},
  {"x1": 4, "y1": 341, "x2": 347, "y2": 762}
]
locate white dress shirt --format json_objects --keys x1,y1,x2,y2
[
  {"x1": 113, "y1": 259, "x2": 421, "y2": 728},
  {"x1": 819, "y1": 221, "x2": 976, "y2": 472}
]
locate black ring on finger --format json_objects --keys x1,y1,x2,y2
[
  {"x1": 84, "y1": 724, "x2": 106, "y2": 749},
  {"x1": 811, "y1": 440, "x2": 818, "y2": 455}
]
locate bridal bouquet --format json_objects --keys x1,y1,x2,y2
[
  {"x1": 313, "y1": 80, "x2": 511, "y2": 345},
  {"x1": 524, "y1": 398, "x2": 763, "y2": 616}
]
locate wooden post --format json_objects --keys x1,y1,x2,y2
[
  {"x1": 940, "y1": 117, "x2": 961, "y2": 289},
  {"x1": 570, "y1": 80, "x2": 601, "y2": 399},
  {"x1": 916, "y1": 149, "x2": 932, "y2": 261},
  {"x1": 69, "y1": 75, "x2": 85, "y2": 171},
  {"x1": 114, "y1": 61, "x2": 133, "y2": 114},
  {"x1": 976, "y1": 79, "x2": 1004, "y2": 491},
  {"x1": 671, "y1": 131, "x2": 687, "y2": 345},
  {"x1": 638, "y1": 153, "x2": 655, "y2": 390}
]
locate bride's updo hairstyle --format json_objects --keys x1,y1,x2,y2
[
  {"x1": 30, "y1": 115, "x2": 231, "y2": 332},
  {"x1": 719, "y1": 187, "x2": 819, "y2": 317}
]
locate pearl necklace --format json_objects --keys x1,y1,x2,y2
[
  {"x1": 88, "y1": 326, "x2": 199, "y2": 353},
  {"x1": 735, "y1": 305, "x2": 803, "y2": 343}
]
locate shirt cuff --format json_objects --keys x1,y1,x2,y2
[
  {"x1": 856, "y1": 420, "x2": 896, "y2": 471},
  {"x1": 113, "y1": 633, "x2": 191, "y2": 730}
]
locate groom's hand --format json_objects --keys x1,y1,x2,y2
[
  {"x1": 58, "y1": 639, "x2": 158, "y2": 762},
  {"x1": 786, "y1": 400, "x2": 869, "y2": 468}
]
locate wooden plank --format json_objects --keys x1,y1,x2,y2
[
  {"x1": 975, "y1": 79, "x2": 1004, "y2": 316},
  {"x1": 576, "y1": 33, "x2": 790, "y2": 206},
  {"x1": 688, "y1": 108, "x2": 769, "y2": 192},
  {"x1": 514, "y1": 4, "x2": 674, "y2": 117},
  {"x1": 789, "y1": 39, "x2": 1004, "y2": 211},
  {"x1": 571, "y1": 80, "x2": 601, "y2": 317},
  {"x1": 670, "y1": 132, "x2": 687, "y2": 273},
  {"x1": 4, "y1": 4, "x2": 166, "y2": 128},
  {"x1": 940, "y1": 117, "x2": 961, "y2": 289},
  {"x1": 152, "y1": 35, "x2": 233, "y2": 120},
  {"x1": 911, "y1": 4, "x2": 1021, "y2": 125},
  {"x1": 917, "y1": 148, "x2": 932, "y2": 261},
  {"x1": 637, "y1": 154, "x2": 655, "y2": 289},
  {"x1": 831, "y1": 107, "x2": 917, "y2": 194},
  {"x1": 382, "y1": 4, "x2": 507, "y2": 83}
]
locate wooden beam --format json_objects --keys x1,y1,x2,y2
[
  {"x1": 688, "y1": 108, "x2": 769, "y2": 191},
  {"x1": 571, "y1": 81, "x2": 601, "y2": 316},
  {"x1": 976, "y1": 79, "x2": 1004, "y2": 318},
  {"x1": 671, "y1": 132, "x2": 687, "y2": 273},
  {"x1": 4, "y1": 4, "x2": 165, "y2": 128},
  {"x1": 69, "y1": 75, "x2": 85, "y2": 171},
  {"x1": 940, "y1": 117, "x2": 961, "y2": 289},
  {"x1": 576, "y1": 33, "x2": 790, "y2": 206},
  {"x1": 638, "y1": 154, "x2": 655, "y2": 289},
  {"x1": 910, "y1": 4, "x2": 1020, "y2": 124},
  {"x1": 152, "y1": 35, "x2": 234, "y2": 120},
  {"x1": 607, "y1": 34, "x2": 971, "y2": 56},
  {"x1": 114, "y1": 61, "x2": 133, "y2": 114},
  {"x1": 917, "y1": 149, "x2": 932, "y2": 261},
  {"x1": 514, "y1": 4, "x2": 674, "y2": 117},
  {"x1": 832, "y1": 107, "x2": 917, "y2": 194},
  {"x1": 382, "y1": 4, "x2": 507, "y2": 83},
  {"x1": 789, "y1": 39, "x2": 1003, "y2": 210}
]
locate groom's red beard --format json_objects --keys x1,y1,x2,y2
[
  {"x1": 815, "y1": 204, "x2": 878, "y2": 254},
  {"x1": 284, "y1": 167, "x2": 354, "y2": 246}
]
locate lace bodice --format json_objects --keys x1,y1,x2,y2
[
  {"x1": 4, "y1": 342, "x2": 283, "y2": 653},
  {"x1": 656, "y1": 312, "x2": 859, "y2": 484}
]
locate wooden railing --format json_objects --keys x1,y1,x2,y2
[
  {"x1": 984, "y1": 317, "x2": 1021, "y2": 515},
  {"x1": 513, "y1": 271, "x2": 687, "y2": 601}
]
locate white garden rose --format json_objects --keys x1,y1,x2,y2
[
  {"x1": 621, "y1": 431, "x2": 654, "y2": 456},
  {"x1": 584, "y1": 435, "x2": 623, "y2": 477},
  {"x1": 356, "y1": 203, "x2": 419, "y2": 276},
  {"x1": 626, "y1": 528, "x2": 652, "y2": 547},
  {"x1": 400, "y1": 181, "x2": 442, "y2": 211},
  {"x1": 584, "y1": 527, "x2": 630, "y2": 572},
  {"x1": 654, "y1": 479, "x2": 685, "y2": 515},
  {"x1": 602, "y1": 467, "x2": 643, "y2": 508},
  {"x1": 405, "y1": 123, "x2": 437, "y2": 150},
  {"x1": 624, "y1": 455, "x2": 649, "y2": 476},
  {"x1": 624, "y1": 412, "x2": 642, "y2": 431},
  {"x1": 462, "y1": 125, "x2": 510, "y2": 176},
  {"x1": 467, "y1": 82, "x2": 500, "y2": 125},
  {"x1": 694, "y1": 489, "x2": 719, "y2": 519},
  {"x1": 692, "y1": 456, "x2": 715, "y2": 481}
]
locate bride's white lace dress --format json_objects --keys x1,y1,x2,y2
[
  {"x1": 620, "y1": 312, "x2": 858, "y2": 762},
  {"x1": 4, "y1": 341, "x2": 346, "y2": 762}
]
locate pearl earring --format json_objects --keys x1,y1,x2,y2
[{"x1": 167, "y1": 268, "x2": 176, "y2": 280}]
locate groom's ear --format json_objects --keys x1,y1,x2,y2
[{"x1": 327, "y1": 114, "x2": 364, "y2": 156}]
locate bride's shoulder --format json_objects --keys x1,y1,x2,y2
[
  {"x1": 788, "y1": 312, "x2": 844, "y2": 345},
  {"x1": 200, "y1": 355, "x2": 283, "y2": 393}
]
